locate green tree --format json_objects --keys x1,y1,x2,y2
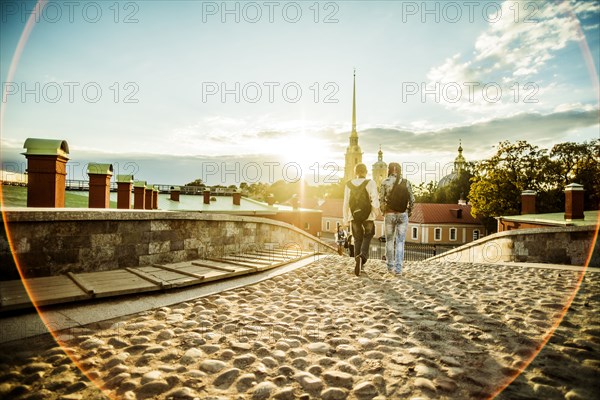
[
  {"x1": 185, "y1": 178, "x2": 204, "y2": 187},
  {"x1": 246, "y1": 182, "x2": 269, "y2": 201},
  {"x1": 549, "y1": 140, "x2": 600, "y2": 210},
  {"x1": 469, "y1": 140, "x2": 550, "y2": 218},
  {"x1": 414, "y1": 181, "x2": 437, "y2": 203}
]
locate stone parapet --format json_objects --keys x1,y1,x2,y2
[
  {"x1": 428, "y1": 225, "x2": 599, "y2": 267},
  {"x1": 1, "y1": 209, "x2": 336, "y2": 279}
]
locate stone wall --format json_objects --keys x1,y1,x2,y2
[
  {"x1": 429, "y1": 225, "x2": 599, "y2": 266},
  {"x1": 1, "y1": 209, "x2": 336, "y2": 279}
]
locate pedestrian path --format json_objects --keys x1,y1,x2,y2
[{"x1": 0, "y1": 248, "x2": 316, "y2": 312}]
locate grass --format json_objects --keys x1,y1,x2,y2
[{"x1": 1, "y1": 185, "x2": 118, "y2": 208}]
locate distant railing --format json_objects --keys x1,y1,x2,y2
[
  {"x1": 367, "y1": 238, "x2": 456, "y2": 262},
  {"x1": 63, "y1": 180, "x2": 238, "y2": 195}
]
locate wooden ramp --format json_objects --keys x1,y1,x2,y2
[{"x1": 0, "y1": 249, "x2": 317, "y2": 312}]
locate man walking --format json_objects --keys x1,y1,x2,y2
[
  {"x1": 379, "y1": 162, "x2": 414, "y2": 275},
  {"x1": 343, "y1": 163, "x2": 380, "y2": 276}
]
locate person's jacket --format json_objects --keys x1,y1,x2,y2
[
  {"x1": 343, "y1": 178, "x2": 380, "y2": 226},
  {"x1": 379, "y1": 173, "x2": 415, "y2": 215}
]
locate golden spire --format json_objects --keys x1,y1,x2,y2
[{"x1": 351, "y1": 68, "x2": 357, "y2": 137}]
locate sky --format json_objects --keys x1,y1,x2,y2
[{"x1": 1, "y1": 0, "x2": 599, "y2": 187}]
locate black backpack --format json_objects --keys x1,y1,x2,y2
[
  {"x1": 388, "y1": 176, "x2": 409, "y2": 212},
  {"x1": 347, "y1": 179, "x2": 372, "y2": 222}
]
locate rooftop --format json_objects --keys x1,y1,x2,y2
[
  {"x1": 410, "y1": 203, "x2": 483, "y2": 225},
  {"x1": 499, "y1": 210, "x2": 599, "y2": 227}
]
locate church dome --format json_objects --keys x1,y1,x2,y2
[
  {"x1": 438, "y1": 171, "x2": 457, "y2": 188},
  {"x1": 372, "y1": 148, "x2": 386, "y2": 168},
  {"x1": 439, "y1": 141, "x2": 466, "y2": 188}
]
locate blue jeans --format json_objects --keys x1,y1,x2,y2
[{"x1": 385, "y1": 212, "x2": 408, "y2": 273}]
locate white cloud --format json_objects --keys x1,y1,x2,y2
[{"x1": 427, "y1": 0, "x2": 597, "y2": 113}]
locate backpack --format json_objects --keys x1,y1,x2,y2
[
  {"x1": 388, "y1": 175, "x2": 409, "y2": 212},
  {"x1": 347, "y1": 179, "x2": 372, "y2": 222}
]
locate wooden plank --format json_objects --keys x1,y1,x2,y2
[
  {"x1": 207, "y1": 257, "x2": 261, "y2": 269},
  {"x1": 0, "y1": 280, "x2": 28, "y2": 295},
  {"x1": 67, "y1": 272, "x2": 95, "y2": 296},
  {"x1": 1, "y1": 247, "x2": 318, "y2": 312},
  {"x1": 136, "y1": 264, "x2": 204, "y2": 289},
  {"x1": 177, "y1": 265, "x2": 232, "y2": 280},
  {"x1": 22, "y1": 275, "x2": 90, "y2": 307},
  {"x1": 136, "y1": 266, "x2": 202, "y2": 286},
  {"x1": 193, "y1": 259, "x2": 254, "y2": 272},
  {"x1": 143, "y1": 269, "x2": 194, "y2": 282},
  {"x1": 152, "y1": 264, "x2": 205, "y2": 280},
  {"x1": 244, "y1": 253, "x2": 289, "y2": 261},
  {"x1": 191, "y1": 261, "x2": 236, "y2": 272},
  {"x1": 220, "y1": 255, "x2": 273, "y2": 265},
  {"x1": 253, "y1": 250, "x2": 305, "y2": 259},
  {"x1": 0, "y1": 280, "x2": 29, "y2": 310},
  {"x1": 75, "y1": 270, "x2": 159, "y2": 298},
  {"x1": 126, "y1": 267, "x2": 168, "y2": 288}
]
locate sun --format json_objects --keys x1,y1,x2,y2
[{"x1": 275, "y1": 136, "x2": 339, "y2": 183}]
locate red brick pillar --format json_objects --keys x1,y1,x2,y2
[
  {"x1": 117, "y1": 175, "x2": 134, "y2": 209},
  {"x1": 170, "y1": 186, "x2": 180, "y2": 202},
  {"x1": 565, "y1": 183, "x2": 585, "y2": 220},
  {"x1": 233, "y1": 191, "x2": 241, "y2": 206},
  {"x1": 145, "y1": 185, "x2": 153, "y2": 210},
  {"x1": 133, "y1": 181, "x2": 146, "y2": 210},
  {"x1": 203, "y1": 189, "x2": 211, "y2": 204},
  {"x1": 521, "y1": 190, "x2": 536, "y2": 215},
  {"x1": 88, "y1": 163, "x2": 113, "y2": 208},
  {"x1": 152, "y1": 187, "x2": 159, "y2": 209},
  {"x1": 22, "y1": 138, "x2": 70, "y2": 208}
]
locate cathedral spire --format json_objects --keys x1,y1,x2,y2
[
  {"x1": 351, "y1": 68, "x2": 357, "y2": 136},
  {"x1": 343, "y1": 69, "x2": 363, "y2": 183}
]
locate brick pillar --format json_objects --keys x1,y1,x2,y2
[
  {"x1": 203, "y1": 189, "x2": 211, "y2": 204},
  {"x1": 233, "y1": 191, "x2": 241, "y2": 206},
  {"x1": 145, "y1": 186, "x2": 153, "y2": 210},
  {"x1": 133, "y1": 181, "x2": 146, "y2": 210},
  {"x1": 116, "y1": 175, "x2": 134, "y2": 209},
  {"x1": 170, "y1": 186, "x2": 180, "y2": 202},
  {"x1": 88, "y1": 163, "x2": 113, "y2": 208},
  {"x1": 565, "y1": 183, "x2": 585, "y2": 220},
  {"x1": 521, "y1": 190, "x2": 536, "y2": 215},
  {"x1": 152, "y1": 188, "x2": 159, "y2": 209},
  {"x1": 22, "y1": 138, "x2": 70, "y2": 208},
  {"x1": 266, "y1": 194, "x2": 275, "y2": 206}
]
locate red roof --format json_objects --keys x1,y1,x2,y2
[
  {"x1": 410, "y1": 203, "x2": 483, "y2": 225},
  {"x1": 318, "y1": 198, "x2": 344, "y2": 219}
]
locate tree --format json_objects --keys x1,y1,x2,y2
[
  {"x1": 433, "y1": 163, "x2": 474, "y2": 204},
  {"x1": 245, "y1": 182, "x2": 269, "y2": 201},
  {"x1": 549, "y1": 140, "x2": 600, "y2": 210},
  {"x1": 185, "y1": 178, "x2": 204, "y2": 187},
  {"x1": 469, "y1": 141, "x2": 550, "y2": 218},
  {"x1": 414, "y1": 181, "x2": 437, "y2": 203}
]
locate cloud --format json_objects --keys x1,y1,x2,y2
[
  {"x1": 4, "y1": 108, "x2": 596, "y2": 186},
  {"x1": 426, "y1": 0, "x2": 600, "y2": 112},
  {"x1": 359, "y1": 108, "x2": 600, "y2": 155}
]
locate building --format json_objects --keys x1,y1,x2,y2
[
  {"x1": 318, "y1": 198, "x2": 343, "y2": 234},
  {"x1": 408, "y1": 203, "x2": 486, "y2": 245},
  {"x1": 438, "y1": 140, "x2": 467, "y2": 188},
  {"x1": 372, "y1": 146, "x2": 387, "y2": 188},
  {"x1": 343, "y1": 70, "x2": 363, "y2": 183}
]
